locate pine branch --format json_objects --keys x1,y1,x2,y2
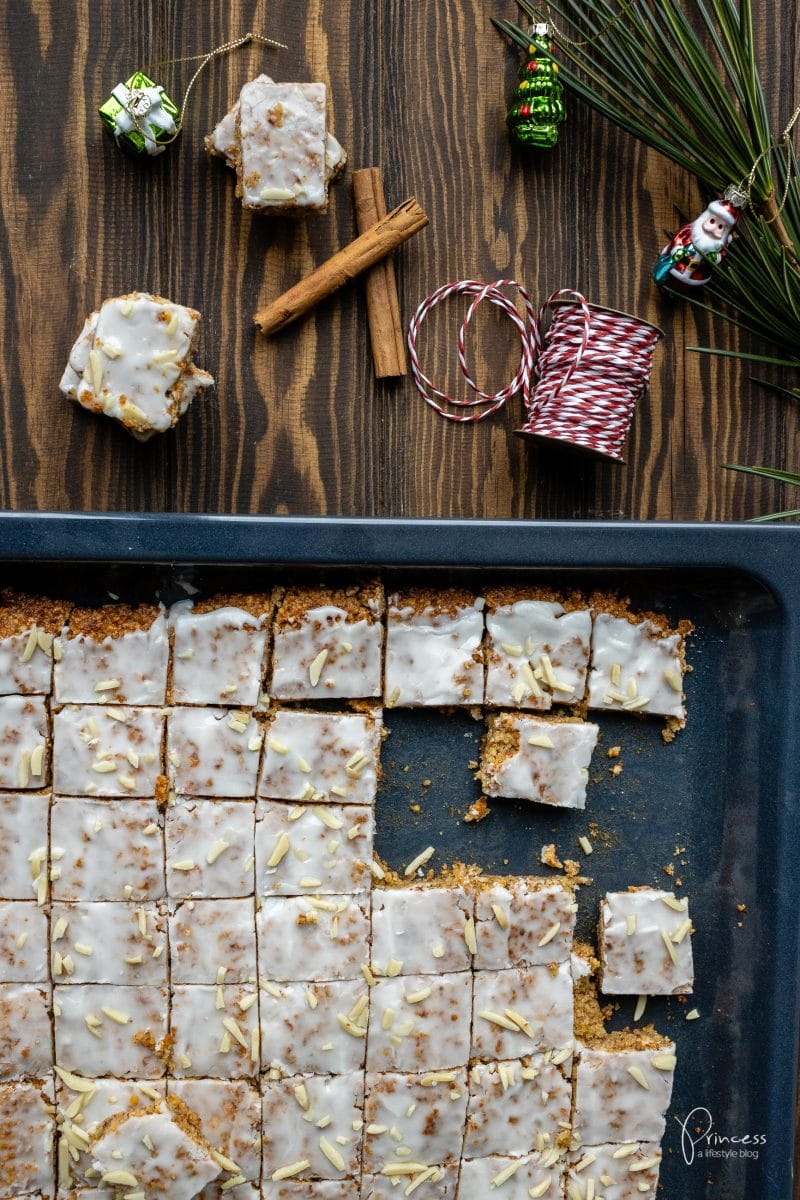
[{"x1": 495, "y1": 0, "x2": 800, "y2": 359}]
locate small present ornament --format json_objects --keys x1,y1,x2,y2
[
  {"x1": 653, "y1": 186, "x2": 747, "y2": 289},
  {"x1": 99, "y1": 72, "x2": 180, "y2": 157},
  {"x1": 506, "y1": 23, "x2": 565, "y2": 150}
]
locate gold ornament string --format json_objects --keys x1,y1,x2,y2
[
  {"x1": 519, "y1": 0, "x2": 641, "y2": 49},
  {"x1": 131, "y1": 31, "x2": 288, "y2": 146},
  {"x1": 735, "y1": 104, "x2": 800, "y2": 222}
]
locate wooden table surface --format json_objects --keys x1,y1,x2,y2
[{"x1": 0, "y1": 0, "x2": 796, "y2": 520}]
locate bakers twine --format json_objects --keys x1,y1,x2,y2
[{"x1": 407, "y1": 282, "x2": 662, "y2": 462}]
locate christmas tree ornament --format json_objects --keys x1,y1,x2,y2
[
  {"x1": 98, "y1": 32, "x2": 287, "y2": 159},
  {"x1": 408, "y1": 281, "x2": 661, "y2": 462},
  {"x1": 506, "y1": 24, "x2": 565, "y2": 150},
  {"x1": 99, "y1": 73, "x2": 179, "y2": 157},
  {"x1": 653, "y1": 186, "x2": 747, "y2": 290}
]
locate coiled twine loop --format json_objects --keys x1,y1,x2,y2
[{"x1": 407, "y1": 281, "x2": 662, "y2": 462}]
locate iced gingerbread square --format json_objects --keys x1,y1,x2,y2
[
  {"x1": 89, "y1": 1099, "x2": 223, "y2": 1200},
  {"x1": 464, "y1": 1057, "x2": 571, "y2": 1159},
  {"x1": 168, "y1": 1079, "x2": 262, "y2": 1198},
  {"x1": 257, "y1": 894, "x2": 370, "y2": 983},
  {"x1": 480, "y1": 713, "x2": 598, "y2": 809},
  {"x1": 0, "y1": 793, "x2": 49, "y2": 900},
  {"x1": 54, "y1": 604, "x2": 168, "y2": 705},
  {"x1": 370, "y1": 885, "x2": 474, "y2": 976},
  {"x1": 255, "y1": 802, "x2": 373, "y2": 896},
  {"x1": 587, "y1": 606, "x2": 689, "y2": 720},
  {"x1": 169, "y1": 898, "x2": 257, "y2": 984},
  {"x1": 170, "y1": 594, "x2": 273, "y2": 707},
  {"x1": 170, "y1": 984, "x2": 259, "y2": 1079},
  {"x1": 384, "y1": 589, "x2": 484, "y2": 707},
  {"x1": 270, "y1": 582, "x2": 384, "y2": 700},
  {"x1": 261, "y1": 1072, "x2": 364, "y2": 1181},
  {"x1": 49, "y1": 901, "x2": 167, "y2": 986},
  {"x1": 572, "y1": 1040, "x2": 677, "y2": 1144},
  {"x1": 53, "y1": 1077, "x2": 166, "y2": 1188},
  {"x1": 0, "y1": 696, "x2": 48, "y2": 791},
  {"x1": 484, "y1": 587, "x2": 591, "y2": 709},
  {"x1": 0, "y1": 591, "x2": 68, "y2": 695},
  {"x1": 600, "y1": 889, "x2": 694, "y2": 996},
  {"x1": 471, "y1": 964, "x2": 574, "y2": 1061},
  {"x1": 167, "y1": 707, "x2": 262, "y2": 798},
  {"x1": 206, "y1": 73, "x2": 347, "y2": 186},
  {"x1": 260, "y1": 978, "x2": 369, "y2": 1076},
  {"x1": 366, "y1": 972, "x2": 472, "y2": 1073},
  {"x1": 53, "y1": 983, "x2": 168, "y2": 1078},
  {"x1": 236, "y1": 80, "x2": 329, "y2": 214},
  {"x1": 361, "y1": 1069, "x2": 468, "y2": 1173},
  {"x1": 473, "y1": 879, "x2": 576, "y2": 970},
  {"x1": 51, "y1": 797, "x2": 165, "y2": 901},
  {"x1": 258, "y1": 710, "x2": 382, "y2": 806},
  {"x1": 0, "y1": 902, "x2": 48, "y2": 982},
  {"x1": 52, "y1": 706, "x2": 164, "y2": 798},
  {"x1": 0, "y1": 984, "x2": 52, "y2": 1079},
  {"x1": 457, "y1": 1153, "x2": 564, "y2": 1200},
  {"x1": 565, "y1": 1142, "x2": 662, "y2": 1200},
  {"x1": 166, "y1": 798, "x2": 256, "y2": 899},
  {"x1": 59, "y1": 293, "x2": 214, "y2": 440},
  {"x1": 0, "y1": 1078, "x2": 54, "y2": 1199}
]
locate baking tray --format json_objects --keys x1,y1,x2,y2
[{"x1": 1, "y1": 512, "x2": 799, "y2": 1200}]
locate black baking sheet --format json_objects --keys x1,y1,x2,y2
[{"x1": 1, "y1": 513, "x2": 799, "y2": 1200}]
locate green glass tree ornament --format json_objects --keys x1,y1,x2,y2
[{"x1": 506, "y1": 23, "x2": 565, "y2": 150}]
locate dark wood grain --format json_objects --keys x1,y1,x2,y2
[{"x1": 0, "y1": 0, "x2": 796, "y2": 520}]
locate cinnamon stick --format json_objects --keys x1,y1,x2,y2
[
  {"x1": 254, "y1": 197, "x2": 428, "y2": 336},
  {"x1": 352, "y1": 168, "x2": 406, "y2": 377}
]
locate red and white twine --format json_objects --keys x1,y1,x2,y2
[{"x1": 407, "y1": 281, "x2": 662, "y2": 461}]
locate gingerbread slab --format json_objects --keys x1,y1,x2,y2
[
  {"x1": 484, "y1": 590, "x2": 591, "y2": 709},
  {"x1": 588, "y1": 610, "x2": 687, "y2": 720},
  {"x1": 261, "y1": 1071, "x2": 364, "y2": 1180},
  {"x1": 471, "y1": 964, "x2": 574, "y2": 1060},
  {"x1": 169, "y1": 898, "x2": 257, "y2": 984},
  {"x1": 255, "y1": 801, "x2": 373, "y2": 896},
  {"x1": 52, "y1": 706, "x2": 163, "y2": 798},
  {"x1": 0, "y1": 696, "x2": 48, "y2": 791},
  {"x1": 258, "y1": 710, "x2": 382, "y2": 806},
  {"x1": 167, "y1": 707, "x2": 262, "y2": 797},
  {"x1": 473, "y1": 879, "x2": 576, "y2": 970},
  {"x1": 51, "y1": 797, "x2": 165, "y2": 901},
  {"x1": 260, "y1": 978, "x2": 369, "y2": 1076},
  {"x1": 480, "y1": 713, "x2": 598, "y2": 809},
  {"x1": 257, "y1": 894, "x2": 370, "y2": 983},
  {"x1": 366, "y1": 972, "x2": 472, "y2": 1073},
  {"x1": 54, "y1": 605, "x2": 168, "y2": 705},
  {"x1": 464, "y1": 1056, "x2": 571, "y2": 1159},
  {"x1": 600, "y1": 889, "x2": 694, "y2": 996},
  {"x1": 384, "y1": 590, "x2": 484, "y2": 707},
  {"x1": 166, "y1": 798, "x2": 256, "y2": 899},
  {"x1": 270, "y1": 583, "x2": 384, "y2": 700},
  {"x1": 361, "y1": 1069, "x2": 468, "y2": 1173},
  {"x1": 571, "y1": 1044, "x2": 677, "y2": 1144},
  {"x1": 170, "y1": 596, "x2": 272, "y2": 707},
  {"x1": 370, "y1": 885, "x2": 474, "y2": 976},
  {"x1": 53, "y1": 984, "x2": 168, "y2": 1078},
  {"x1": 170, "y1": 984, "x2": 259, "y2": 1079},
  {"x1": 0, "y1": 794, "x2": 49, "y2": 899}
]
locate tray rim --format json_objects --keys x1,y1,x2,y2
[{"x1": 0, "y1": 511, "x2": 798, "y2": 1196}]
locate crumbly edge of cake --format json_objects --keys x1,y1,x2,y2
[
  {"x1": 573, "y1": 945, "x2": 672, "y2": 1052},
  {"x1": 65, "y1": 604, "x2": 163, "y2": 640},
  {"x1": 188, "y1": 592, "x2": 277, "y2": 620},
  {"x1": 388, "y1": 587, "x2": 480, "y2": 618},
  {"x1": 483, "y1": 585, "x2": 590, "y2": 614},
  {"x1": 274, "y1": 580, "x2": 384, "y2": 628},
  {"x1": 0, "y1": 592, "x2": 71, "y2": 638}
]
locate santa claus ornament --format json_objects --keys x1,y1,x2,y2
[{"x1": 652, "y1": 186, "x2": 747, "y2": 289}]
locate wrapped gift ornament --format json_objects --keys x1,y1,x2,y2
[{"x1": 99, "y1": 72, "x2": 179, "y2": 156}]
